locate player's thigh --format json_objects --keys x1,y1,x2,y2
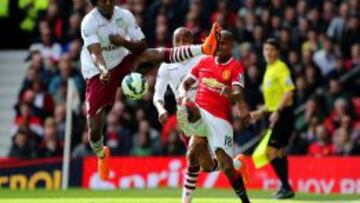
[{"x1": 200, "y1": 109, "x2": 234, "y2": 158}]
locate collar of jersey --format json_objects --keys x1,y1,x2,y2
[
  {"x1": 215, "y1": 56, "x2": 233, "y2": 66},
  {"x1": 95, "y1": 7, "x2": 115, "y2": 22}
]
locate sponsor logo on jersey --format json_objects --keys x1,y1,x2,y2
[{"x1": 101, "y1": 44, "x2": 120, "y2": 51}]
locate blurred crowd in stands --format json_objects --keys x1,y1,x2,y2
[{"x1": 5, "y1": 0, "x2": 360, "y2": 159}]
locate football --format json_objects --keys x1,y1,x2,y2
[{"x1": 121, "y1": 72, "x2": 149, "y2": 100}]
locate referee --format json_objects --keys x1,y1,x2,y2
[{"x1": 251, "y1": 38, "x2": 295, "y2": 199}]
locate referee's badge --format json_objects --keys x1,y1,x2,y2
[{"x1": 221, "y1": 70, "x2": 231, "y2": 80}]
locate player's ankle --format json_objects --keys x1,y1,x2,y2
[{"x1": 97, "y1": 150, "x2": 105, "y2": 159}]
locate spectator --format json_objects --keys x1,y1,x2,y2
[
  {"x1": 324, "y1": 79, "x2": 350, "y2": 110},
  {"x1": 345, "y1": 43, "x2": 360, "y2": 70},
  {"x1": 23, "y1": 51, "x2": 55, "y2": 90},
  {"x1": 30, "y1": 28, "x2": 62, "y2": 68},
  {"x1": 67, "y1": 39, "x2": 82, "y2": 70},
  {"x1": 135, "y1": 120, "x2": 161, "y2": 155},
  {"x1": 8, "y1": 128, "x2": 38, "y2": 159},
  {"x1": 333, "y1": 127, "x2": 360, "y2": 155},
  {"x1": 106, "y1": 112, "x2": 133, "y2": 155},
  {"x1": 48, "y1": 54, "x2": 84, "y2": 101},
  {"x1": 30, "y1": 79, "x2": 55, "y2": 117},
  {"x1": 313, "y1": 36, "x2": 338, "y2": 76},
  {"x1": 72, "y1": 130, "x2": 93, "y2": 158},
  {"x1": 324, "y1": 98, "x2": 352, "y2": 134},
  {"x1": 12, "y1": 102, "x2": 43, "y2": 137},
  {"x1": 308, "y1": 125, "x2": 334, "y2": 157},
  {"x1": 54, "y1": 104, "x2": 66, "y2": 140},
  {"x1": 326, "y1": 2, "x2": 348, "y2": 43},
  {"x1": 294, "y1": 76, "x2": 310, "y2": 107},
  {"x1": 38, "y1": 117, "x2": 63, "y2": 157},
  {"x1": 244, "y1": 65, "x2": 262, "y2": 110},
  {"x1": 162, "y1": 129, "x2": 185, "y2": 155},
  {"x1": 340, "y1": 14, "x2": 360, "y2": 58},
  {"x1": 326, "y1": 56, "x2": 347, "y2": 81},
  {"x1": 131, "y1": 131, "x2": 153, "y2": 156},
  {"x1": 302, "y1": 30, "x2": 320, "y2": 53},
  {"x1": 62, "y1": 12, "x2": 82, "y2": 44},
  {"x1": 304, "y1": 64, "x2": 321, "y2": 94},
  {"x1": 295, "y1": 98, "x2": 325, "y2": 134}
]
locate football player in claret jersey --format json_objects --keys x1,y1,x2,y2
[
  {"x1": 153, "y1": 27, "x2": 205, "y2": 203},
  {"x1": 178, "y1": 30, "x2": 251, "y2": 203},
  {"x1": 81, "y1": 0, "x2": 220, "y2": 180}
]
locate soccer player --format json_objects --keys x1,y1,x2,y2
[
  {"x1": 81, "y1": 0, "x2": 220, "y2": 180},
  {"x1": 178, "y1": 30, "x2": 251, "y2": 203},
  {"x1": 250, "y1": 38, "x2": 295, "y2": 199},
  {"x1": 153, "y1": 27, "x2": 206, "y2": 203}
]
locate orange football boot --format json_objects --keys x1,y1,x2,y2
[
  {"x1": 202, "y1": 23, "x2": 221, "y2": 55},
  {"x1": 98, "y1": 146, "x2": 110, "y2": 180},
  {"x1": 234, "y1": 154, "x2": 251, "y2": 184}
]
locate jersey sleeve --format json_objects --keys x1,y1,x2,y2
[
  {"x1": 124, "y1": 10, "x2": 145, "y2": 41},
  {"x1": 279, "y1": 64, "x2": 295, "y2": 92},
  {"x1": 188, "y1": 58, "x2": 203, "y2": 80},
  {"x1": 153, "y1": 64, "x2": 170, "y2": 103},
  {"x1": 231, "y1": 63, "x2": 245, "y2": 88},
  {"x1": 81, "y1": 16, "x2": 99, "y2": 47}
]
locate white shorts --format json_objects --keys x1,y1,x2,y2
[{"x1": 177, "y1": 105, "x2": 234, "y2": 157}]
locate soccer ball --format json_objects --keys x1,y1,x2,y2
[{"x1": 121, "y1": 72, "x2": 149, "y2": 100}]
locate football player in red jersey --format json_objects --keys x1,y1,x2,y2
[{"x1": 178, "y1": 30, "x2": 251, "y2": 203}]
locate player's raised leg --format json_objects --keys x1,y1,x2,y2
[{"x1": 133, "y1": 23, "x2": 221, "y2": 69}]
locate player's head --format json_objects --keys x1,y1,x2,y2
[
  {"x1": 263, "y1": 38, "x2": 280, "y2": 64},
  {"x1": 217, "y1": 30, "x2": 234, "y2": 59},
  {"x1": 172, "y1": 27, "x2": 193, "y2": 47},
  {"x1": 91, "y1": 0, "x2": 116, "y2": 18}
]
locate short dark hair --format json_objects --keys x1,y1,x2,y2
[
  {"x1": 90, "y1": 0, "x2": 97, "y2": 6},
  {"x1": 264, "y1": 38, "x2": 280, "y2": 50}
]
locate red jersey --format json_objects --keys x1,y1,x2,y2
[{"x1": 190, "y1": 56, "x2": 245, "y2": 121}]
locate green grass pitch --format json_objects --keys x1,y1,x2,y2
[{"x1": 0, "y1": 188, "x2": 359, "y2": 203}]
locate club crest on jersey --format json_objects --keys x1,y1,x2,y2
[
  {"x1": 221, "y1": 70, "x2": 231, "y2": 80},
  {"x1": 115, "y1": 18, "x2": 125, "y2": 27}
]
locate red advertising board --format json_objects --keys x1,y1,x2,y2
[{"x1": 82, "y1": 156, "x2": 360, "y2": 194}]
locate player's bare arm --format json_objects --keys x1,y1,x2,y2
[
  {"x1": 109, "y1": 35, "x2": 147, "y2": 54},
  {"x1": 153, "y1": 100, "x2": 169, "y2": 124},
  {"x1": 231, "y1": 85, "x2": 250, "y2": 126},
  {"x1": 87, "y1": 43, "x2": 110, "y2": 84}
]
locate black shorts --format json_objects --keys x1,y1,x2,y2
[{"x1": 266, "y1": 106, "x2": 294, "y2": 149}]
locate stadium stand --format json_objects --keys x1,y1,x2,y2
[{"x1": 1, "y1": 0, "x2": 359, "y2": 159}]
